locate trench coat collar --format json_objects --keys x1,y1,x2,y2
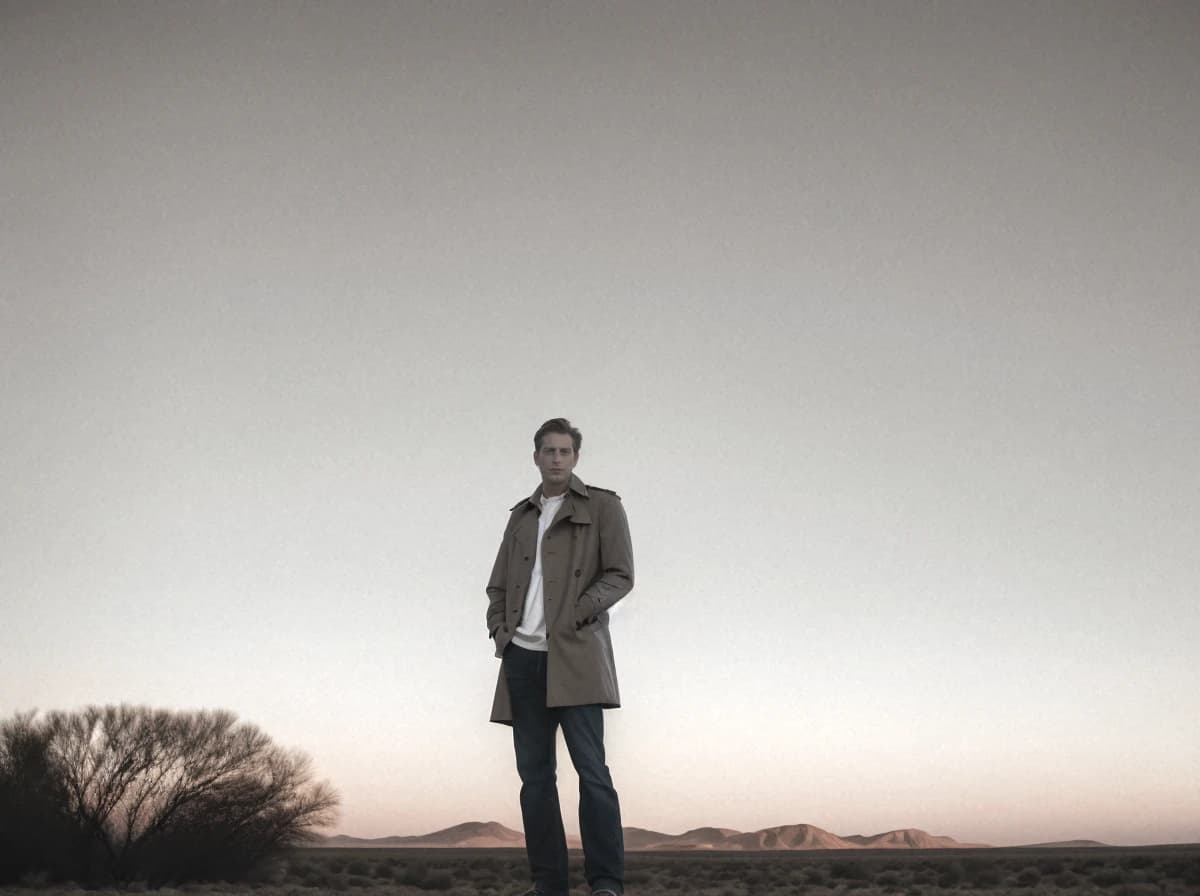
[{"x1": 510, "y1": 473, "x2": 591, "y2": 523}]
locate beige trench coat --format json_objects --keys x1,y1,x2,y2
[{"x1": 486, "y1": 473, "x2": 634, "y2": 725}]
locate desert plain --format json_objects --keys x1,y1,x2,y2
[{"x1": 3, "y1": 842, "x2": 1197, "y2": 896}]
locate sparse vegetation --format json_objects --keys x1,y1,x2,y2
[
  {"x1": 0, "y1": 705, "x2": 337, "y2": 888},
  {"x1": 0, "y1": 838, "x2": 1196, "y2": 893}
]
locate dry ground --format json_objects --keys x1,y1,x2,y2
[{"x1": 3, "y1": 844, "x2": 1197, "y2": 896}]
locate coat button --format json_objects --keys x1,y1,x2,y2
[{"x1": 574, "y1": 569, "x2": 581, "y2": 577}]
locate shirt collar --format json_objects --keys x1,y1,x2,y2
[{"x1": 517, "y1": 473, "x2": 589, "y2": 512}]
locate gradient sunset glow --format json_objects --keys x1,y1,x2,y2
[{"x1": 3, "y1": 1, "x2": 1197, "y2": 849}]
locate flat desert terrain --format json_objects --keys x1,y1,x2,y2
[{"x1": 3, "y1": 843, "x2": 1197, "y2": 895}]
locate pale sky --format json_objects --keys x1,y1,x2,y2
[{"x1": 2, "y1": 1, "x2": 1198, "y2": 848}]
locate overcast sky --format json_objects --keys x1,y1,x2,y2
[{"x1": 2, "y1": 1, "x2": 1198, "y2": 848}]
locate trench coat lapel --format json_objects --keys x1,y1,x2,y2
[{"x1": 559, "y1": 475, "x2": 592, "y2": 527}]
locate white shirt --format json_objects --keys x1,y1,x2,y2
[{"x1": 511, "y1": 491, "x2": 566, "y2": 652}]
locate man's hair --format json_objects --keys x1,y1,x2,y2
[{"x1": 534, "y1": 418, "x2": 582, "y2": 454}]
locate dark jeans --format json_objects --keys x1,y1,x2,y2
[{"x1": 503, "y1": 643, "x2": 624, "y2": 896}]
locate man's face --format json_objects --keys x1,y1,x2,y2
[{"x1": 534, "y1": 432, "x2": 578, "y2": 494}]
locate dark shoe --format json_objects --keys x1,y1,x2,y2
[{"x1": 591, "y1": 890, "x2": 621, "y2": 896}]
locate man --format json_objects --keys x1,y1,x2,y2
[{"x1": 486, "y1": 418, "x2": 634, "y2": 896}]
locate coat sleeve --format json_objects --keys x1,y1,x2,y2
[
  {"x1": 485, "y1": 511, "x2": 516, "y2": 637},
  {"x1": 576, "y1": 496, "x2": 634, "y2": 621}
]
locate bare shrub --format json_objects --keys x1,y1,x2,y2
[
  {"x1": 1181, "y1": 858, "x2": 1200, "y2": 887},
  {"x1": 0, "y1": 705, "x2": 337, "y2": 886},
  {"x1": 1092, "y1": 865, "x2": 1125, "y2": 886},
  {"x1": 806, "y1": 865, "x2": 831, "y2": 884},
  {"x1": 831, "y1": 859, "x2": 869, "y2": 880},
  {"x1": 969, "y1": 865, "x2": 1003, "y2": 888},
  {"x1": 1118, "y1": 885, "x2": 1161, "y2": 896},
  {"x1": 1038, "y1": 857, "x2": 1064, "y2": 875},
  {"x1": 0, "y1": 711, "x2": 96, "y2": 884},
  {"x1": 875, "y1": 869, "x2": 902, "y2": 888},
  {"x1": 425, "y1": 868, "x2": 455, "y2": 889},
  {"x1": 1122, "y1": 855, "x2": 1156, "y2": 870},
  {"x1": 936, "y1": 859, "x2": 964, "y2": 888},
  {"x1": 1014, "y1": 866, "x2": 1040, "y2": 887},
  {"x1": 912, "y1": 867, "x2": 937, "y2": 886},
  {"x1": 1055, "y1": 870, "x2": 1082, "y2": 887},
  {"x1": 402, "y1": 861, "x2": 428, "y2": 885}
]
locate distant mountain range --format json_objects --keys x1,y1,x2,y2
[
  {"x1": 312, "y1": 821, "x2": 1011, "y2": 850},
  {"x1": 1020, "y1": 840, "x2": 1110, "y2": 849},
  {"x1": 319, "y1": 822, "x2": 524, "y2": 849}
]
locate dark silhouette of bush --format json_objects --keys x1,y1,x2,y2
[
  {"x1": 968, "y1": 864, "x2": 1003, "y2": 888},
  {"x1": 1055, "y1": 869, "x2": 1082, "y2": 887},
  {"x1": 1181, "y1": 857, "x2": 1200, "y2": 887},
  {"x1": 936, "y1": 858, "x2": 965, "y2": 888},
  {"x1": 0, "y1": 710, "x2": 97, "y2": 884},
  {"x1": 1091, "y1": 865, "x2": 1125, "y2": 886},
  {"x1": 1122, "y1": 854, "x2": 1156, "y2": 870},
  {"x1": 1038, "y1": 857, "x2": 1064, "y2": 875},
  {"x1": 831, "y1": 859, "x2": 868, "y2": 880},
  {"x1": 744, "y1": 866, "x2": 769, "y2": 887},
  {"x1": 1117, "y1": 884, "x2": 1161, "y2": 896},
  {"x1": 913, "y1": 866, "x2": 938, "y2": 886},
  {"x1": 875, "y1": 869, "x2": 902, "y2": 888},
  {"x1": 0, "y1": 705, "x2": 337, "y2": 886},
  {"x1": 0, "y1": 714, "x2": 48, "y2": 877},
  {"x1": 424, "y1": 868, "x2": 454, "y2": 889},
  {"x1": 402, "y1": 860, "x2": 428, "y2": 885},
  {"x1": 1015, "y1": 866, "x2": 1041, "y2": 887}
]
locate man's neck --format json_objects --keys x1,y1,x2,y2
[{"x1": 541, "y1": 484, "x2": 567, "y2": 499}]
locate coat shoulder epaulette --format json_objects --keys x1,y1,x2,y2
[
  {"x1": 508, "y1": 497, "x2": 529, "y2": 512},
  {"x1": 586, "y1": 484, "x2": 621, "y2": 500}
]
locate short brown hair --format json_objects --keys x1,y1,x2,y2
[{"x1": 534, "y1": 417, "x2": 582, "y2": 453}]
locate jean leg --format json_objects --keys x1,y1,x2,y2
[
  {"x1": 559, "y1": 704, "x2": 623, "y2": 894},
  {"x1": 504, "y1": 646, "x2": 569, "y2": 895}
]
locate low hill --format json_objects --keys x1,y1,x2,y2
[
  {"x1": 724, "y1": 824, "x2": 860, "y2": 851},
  {"x1": 1018, "y1": 839, "x2": 1109, "y2": 848},
  {"x1": 319, "y1": 821, "x2": 524, "y2": 849},
  {"x1": 623, "y1": 826, "x2": 680, "y2": 850},
  {"x1": 845, "y1": 829, "x2": 990, "y2": 849}
]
